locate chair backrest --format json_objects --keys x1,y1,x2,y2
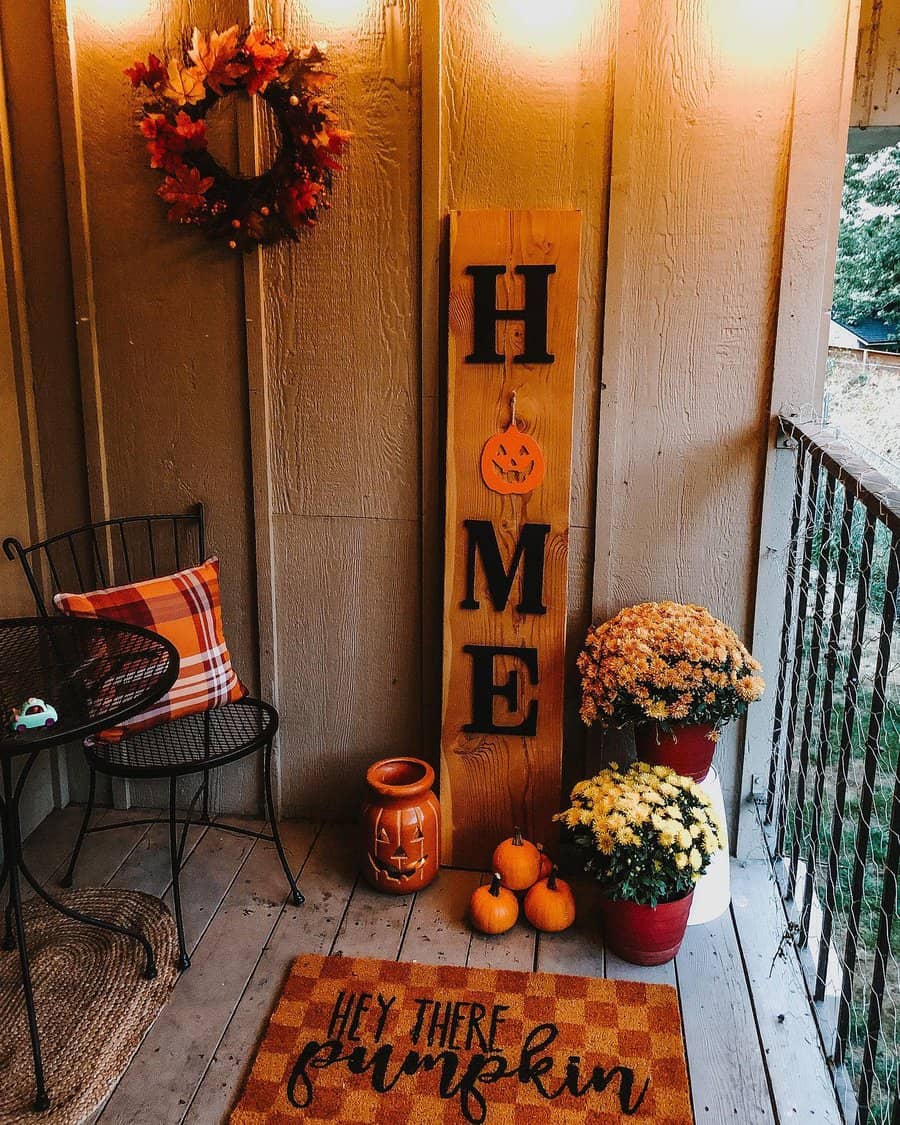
[{"x1": 3, "y1": 506, "x2": 206, "y2": 616}]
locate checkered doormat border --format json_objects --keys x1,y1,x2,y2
[{"x1": 231, "y1": 954, "x2": 693, "y2": 1123}]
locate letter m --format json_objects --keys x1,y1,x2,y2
[{"x1": 460, "y1": 520, "x2": 549, "y2": 616}]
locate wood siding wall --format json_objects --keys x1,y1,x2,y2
[
  {"x1": 0, "y1": 0, "x2": 861, "y2": 834},
  {"x1": 853, "y1": 0, "x2": 900, "y2": 127},
  {"x1": 0, "y1": 17, "x2": 58, "y2": 834}
]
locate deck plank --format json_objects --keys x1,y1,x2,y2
[
  {"x1": 330, "y1": 878, "x2": 414, "y2": 960},
  {"x1": 98, "y1": 821, "x2": 318, "y2": 1125},
  {"x1": 19, "y1": 805, "x2": 87, "y2": 886},
  {"x1": 107, "y1": 820, "x2": 207, "y2": 899},
  {"x1": 13, "y1": 810, "x2": 845, "y2": 1125},
  {"x1": 399, "y1": 868, "x2": 480, "y2": 967},
  {"x1": 534, "y1": 875, "x2": 604, "y2": 977},
  {"x1": 48, "y1": 808, "x2": 163, "y2": 889},
  {"x1": 731, "y1": 854, "x2": 842, "y2": 1122},
  {"x1": 676, "y1": 910, "x2": 776, "y2": 1123},
  {"x1": 184, "y1": 822, "x2": 356, "y2": 1124},
  {"x1": 605, "y1": 949, "x2": 676, "y2": 985},
  {"x1": 158, "y1": 819, "x2": 260, "y2": 955}
]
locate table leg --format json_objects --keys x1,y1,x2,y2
[
  {"x1": 0, "y1": 853, "x2": 9, "y2": 947},
  {"x1": 2, "y1": 756, "x2": 50, "y2": 1112}
]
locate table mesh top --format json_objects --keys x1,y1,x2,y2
[{"x1": 0, "y1": 617, "x2": 177, "y2": 755}]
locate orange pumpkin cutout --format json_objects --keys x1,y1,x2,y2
[{"x1": 480, "y1": 393, "x2": 545, "y2": 496}]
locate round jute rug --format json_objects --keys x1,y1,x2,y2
[{"x1": 0, "y1": 888, "x2": 178, "y2": 1124}]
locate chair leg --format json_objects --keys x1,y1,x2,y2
[
  {"x1": 263, "y1": 739, "x2": 303, "y2": 907},
  {"x1": 200, "y1": 774, "x2": 211, "y2": 824},
  {"x1": 168, "y1": 777, "x2": 190, "y2": 971},
  {"x1": 0, "y1": 859, "x2": 7, "y2": 948},
  {"x1": 60, "y1": 766, "x2": 96, "y2": 889},
  {"x1": 200, "y1": 713, "x2": 211, "y2": 823},
  {"x1": 2, "y1": 895, "x2": 13, "y2": 950}
]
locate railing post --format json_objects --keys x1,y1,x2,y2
[
  {"x1": 765, "y1": 416, "x2": 900, "y2": 1120},
  {"x1": 776, "y1": 455, "x2": 821, "y2": 861},
  {"x1": 766, "y1": 442, "x2": 808, "y2": 826},
  {"x1": 854, "y1": 538, "x2": 900, "y2": 1124},
  {"x1": 799, "y1": 480, "x2": 851, "y2": 950},
  {"x1": 815, "y1": 505, "x2": 874, "y2": 998},
  {"x1": 788, "y1": 471, "x2": 836, "y2": 902},
  {"x1": 835, "y1": 537, "x2": 900, "y2": 1070}
]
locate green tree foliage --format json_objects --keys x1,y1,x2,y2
[{"x1": 832, "y1": 144, "x2": 900, "y2": 331}]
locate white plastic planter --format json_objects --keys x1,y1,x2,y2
[{"x1": 687, "y1": 766, "x2": 731, "y2": 926}]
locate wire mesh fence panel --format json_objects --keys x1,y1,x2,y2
[{"x1": 766, "y1": 417, "x2": 900, "y2": 1125}]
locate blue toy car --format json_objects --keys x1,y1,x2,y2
[{"x1": 11, "y1": 698, "x2": 58, "y2": 733}]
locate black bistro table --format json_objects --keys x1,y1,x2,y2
[{"x1": 0, "y1": 616, "x2": 178, "y2": 1112}]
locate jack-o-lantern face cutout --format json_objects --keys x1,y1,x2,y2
[
  {"x1": 481, "y1": 422, "x2": 546, "y2": 496},
  {"x1": 367, "y1": 805, "x2": 431, "y2": 889},
  {"x1": 361, "y1": 756, "x2": 440, "y2": 895}
]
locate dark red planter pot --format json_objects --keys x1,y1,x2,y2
[
  {"x1": 600, "y1": 891, "x2": 694, "y2": 966},
  {"x1": 634, "y1": 722, "x2": 717, "y2": 782}
]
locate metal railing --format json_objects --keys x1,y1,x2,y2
[{"x1": 765, "y1": 415, "x2": 900, "y2": 1124}]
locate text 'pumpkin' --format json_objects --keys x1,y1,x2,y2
[{"x1": 480, "y1": 423, "x2": 545, "y2": 495}]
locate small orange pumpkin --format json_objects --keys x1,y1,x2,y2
[
  {"x1": 536, "y1": 843, "x2": 553, "y2": 880},
  {"x1": 469, "y1": 872, "x2": 519, "y2": 934},
  {"x1": 492, "y1": 826, "x2": 541, "y2": 891},
  {"x1": 524, "y1": 866, "x2": 576, "y2": 932}
]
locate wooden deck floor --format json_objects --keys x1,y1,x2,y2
[{"x1": 18, "y1": 807, "x2": 844, "y2": 1124}]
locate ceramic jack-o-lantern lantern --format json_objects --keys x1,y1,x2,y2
[
  {"x1": 480, "y1": 392, "x2": 546, "y2": 496},
  {"x1": 361, "y1": 757, "x2": 440, "y2": 894}
]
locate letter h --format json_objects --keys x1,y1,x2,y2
[{"x1": 465, "y1": 265, "x2": 556, "y2": 365}]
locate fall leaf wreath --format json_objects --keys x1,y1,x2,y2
[{"x1": 125, "y1": 26, "x2": 348, "y2": 251}]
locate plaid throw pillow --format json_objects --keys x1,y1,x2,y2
[{"x1": 54, "y1": 558, "x2": 247, "y2": 740}]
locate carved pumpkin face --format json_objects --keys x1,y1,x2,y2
[
  {"x1": 367, "y1": 805, "x2": 430, "y2": 889},
  {"x1": 480, "y1": 423, "x2": 545, "y2": 495}
]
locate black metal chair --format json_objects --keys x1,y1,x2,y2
[{"x1": 3, "y1": 505, "x2": 303, "y2": 970}]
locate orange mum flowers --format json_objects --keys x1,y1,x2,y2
[{"x1": 577, "y1": 601, "x2": 764, "y2": 734}]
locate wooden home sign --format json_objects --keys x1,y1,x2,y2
[{"x1": 440, "y1": 209, "x2": 581, "y2": 868}]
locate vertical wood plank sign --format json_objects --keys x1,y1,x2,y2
[{"x1": 441, "y1": 210, "x2": 581, "y2": 868}]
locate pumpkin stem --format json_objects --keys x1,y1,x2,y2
[
  {"x1": 547, "y1": 865, "x2": 559, "y2": 890},
  {"x1": 512, "y1": 826, "x2": 523, "y2": 847},
  {"x1": 489, "y1": 872, "x2": 503, "y2": 897}
]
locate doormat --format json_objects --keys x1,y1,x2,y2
[
  {"x1": 231, "y1": 954, "x2": 693, "y2": 1124},
  {"x1": 0, "y1": 888, "x2": 177, "y2": 1125}
]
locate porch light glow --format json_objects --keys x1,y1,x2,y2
[
  {"x1": 304, "y1": 0, "x2": 368, "y2": 29},
  {"x1": 491, "y1": 0, "x2": 590, "y2": 55},
  {"x1": 73, "y1": 0, "x2": 149, "y2": 24},
  {"x1": 707, "y1": 0, "x2": 829, "y2": 67}
]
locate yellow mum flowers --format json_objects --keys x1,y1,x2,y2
[{"x1": 555, "y1": 763, "x2": 726, "y2": 907}]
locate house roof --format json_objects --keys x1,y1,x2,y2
[{"x1": 832, "y1": 316, "x2": 900, "y2": 346}]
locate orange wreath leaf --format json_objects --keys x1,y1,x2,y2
[
  {"x1": 162, "y1": 59, "x2": 205, "y2": 106},
  {"x1": 187, "y1": 25, "x2": 248, "y2": 96}
]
